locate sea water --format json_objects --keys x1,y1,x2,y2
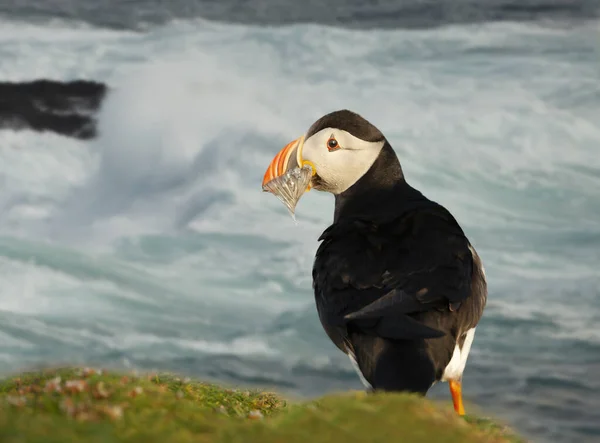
[{"x1": 0, "y1": 2, "x2": 599, "y2": 442}]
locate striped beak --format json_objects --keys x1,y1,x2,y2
[
  {"x1": 262, "y1": 136, "x2": 305, "y2": 189},
  {"x1": 261, "y1": 136, "x2": 315, "y2": 218}
]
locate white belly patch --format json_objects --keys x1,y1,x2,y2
[
  {"x1": 441, "y1": 327, "x2": 476, "y2": 382},
  {"x1": 348, "y1": 352, "x2": 373, "y2": 389}
]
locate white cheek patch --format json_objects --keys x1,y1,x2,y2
[
  {"x1": 302, "y1": 129, "x2": 384, "y2": 194},
  {"x1": 322, "y1": 150, "x2": 377, "y2": 193}
]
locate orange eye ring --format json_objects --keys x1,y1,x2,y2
[{"x1": 327, "y1": 135, "x2": 341, "y2": 152}]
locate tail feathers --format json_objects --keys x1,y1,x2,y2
[{"x1": 348, "y1": 332, "x2": 436, "y2": 394}]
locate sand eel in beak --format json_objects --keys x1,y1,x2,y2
[
  {"x1": 262, "y1": 136, "x2": 315, "y2": 218},
  {"x1": 262, "y1": 109, "x2": 488, "y2": 416}
]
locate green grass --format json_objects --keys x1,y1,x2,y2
[{"x1": 0, "y1": 367, "x2": 525, "y2": 443}]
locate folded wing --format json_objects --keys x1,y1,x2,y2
[{"x1": 313, "y1": 207, "x2": 474, "y2": 341}]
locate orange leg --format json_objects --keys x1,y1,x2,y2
[{"x1": 449, "y1": 379, "x2": 465, "y2": 416}]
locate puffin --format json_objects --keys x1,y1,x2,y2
[{"x1": 261, "y1": 109, "x2": 487, "y2": 415}]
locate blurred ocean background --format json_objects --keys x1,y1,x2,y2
[{"x1": 0, "y1": 1, "x2": 599, "y2": 442}]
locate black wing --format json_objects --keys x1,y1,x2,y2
[{"x1": 312, "y1": 206, "x2": 474, "y2": 342}]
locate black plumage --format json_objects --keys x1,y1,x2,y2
[{"x1": 311, "y1": 111, "x2": 487, "y2": 396}]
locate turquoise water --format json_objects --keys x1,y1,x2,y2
[{"x1": 0, "y1": 10, "x2": 599, "y2": 443}]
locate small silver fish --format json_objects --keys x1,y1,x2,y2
[{"x1": 262, "y1": 164, "x2": 313, "y2": 219}]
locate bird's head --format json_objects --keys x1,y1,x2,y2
[{"x1": 262, "y1": 110, "x2": 393, "y2": 216}]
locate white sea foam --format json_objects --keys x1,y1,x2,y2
[{"x1": 0, "y1": 20, "x2": 599, "y2": 442}]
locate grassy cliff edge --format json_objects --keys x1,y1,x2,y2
[{"x1": 0, "y1": 367, "x2": 525, "y2": 443}]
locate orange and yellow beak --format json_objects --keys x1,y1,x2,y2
[
  {"x1": 262, "y1": 136, "x2": 308, "y2": 190},
  {"x1": 261, "y1": 136, "x2": 317, "y2": 218}
]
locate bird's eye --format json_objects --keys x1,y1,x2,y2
[{"x1": 327, "y1": 136, "x2": 340, "y2": 152}]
